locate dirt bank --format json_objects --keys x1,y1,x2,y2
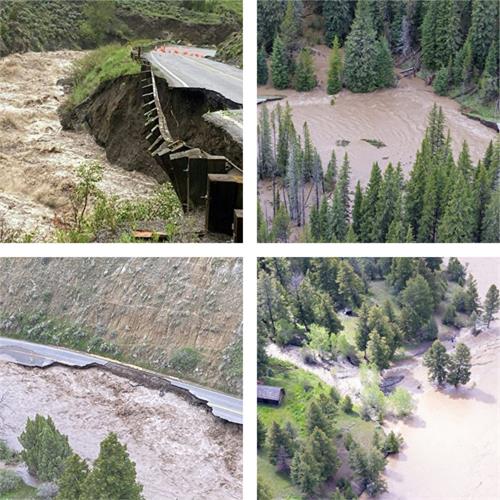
[
  {"x1": 0, "y1": 50, "x2": 158, "y2": 239},
  {"x1": 0, "y1": 361, "x2": 242, "y2": 500}
]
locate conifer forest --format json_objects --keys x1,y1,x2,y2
[{"x1": 257, "y1": 0, "x2": 499, "y2": 243}]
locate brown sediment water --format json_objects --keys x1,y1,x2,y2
[
  {"x1": 0, "y1": 362, "x2": 242, "y2": 500},
  {"x1": 379, "y1": 259, "x2": 500, "y2": 500},
  {"x1": 258, "y1": 46, "x2": 497, "y2": 236},
  {"x1": 0, "y1": 51, "x2": 158, "y2": 239}
]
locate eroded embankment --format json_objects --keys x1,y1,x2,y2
[
  {"x1": 0, "y1": 51, "x2": 158, "y2": 239},
  {"x1": 0, "y1": 360, "x2": 242, "y2": 500},
  {"x1": 63, "y1": 71, "x2": 243, "y2": 174}
]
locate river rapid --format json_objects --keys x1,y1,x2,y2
[
  {"x1": 0, "y1": 362, "x2": 242, "y2": 499},
  {"x1": 0, "y1": 51, "x2": 158, "y2": 240}
]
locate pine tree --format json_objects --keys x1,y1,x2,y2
[
  {"x1": 271, "y1": 36, "x2": 289, "y2": 89},
  {"x1": 306, "y1": 401, "x2": 332, "y2": 437},
  {"x1": 319, "y1": 196, "x2": 330, "y2": 242},
  {"x1": 258, "y1": 202, "x2": 269, "y2": 243},
  {"x1": 482, "y1": 189, "x2": 500, "y2": 242},
  {"x1": 276, "y1": 103, "x2": 295, "y2": 175},
  {"x1": 19, "y1": 415, "x2": 72, "y2": 482},
  {"x1": 312, "y1": 151, "x2": 323, "y2": 208},
  {"x1": 352, "y1": 181, "x2": 363, "y2": 237},
  {"x1": 375, "y1": 164, "x2": 402, "y2": 242},
  {"x1": 309, "y1": 427, "x2": 339, "y2": 481},
  {"x1": 286, "y1": 138, "x2": 302, "y2": 224},
  {"x1": 480, "y1": 42, "x2": 499, "y2": 104},
  {"x1": 360, "y1": 163, "x2": 383, "y2": 241},
  {"x1": 366, "y1": 329, "x2": 390, "y2": 370},
  {"x1": 82, "y1": 433, "x2": 142, "y2": 500},
  {"x1": 258, "y1": 269, "x2": 289, "y2": 339},
  {"x1": 375, "y1": 36, "x2": 395, "y2": 87},
  {"x1": 267, "y1": 421, "x2": 286, "y2": 465},
  {"x1": 483, "y1": 284, "x2": 500, "y2": 327},
  {"x1": 272, "y1": 205, "x2": 291, "y2": 242},
  {"x1": 302, "y1": 122, "x2": 314, "y2": 182},
  {"x1": 383, "y1": 431, "x2": 403, "y2": 454},
  {"x1": 433, "y1": 63, "x2": 451, "y2": 95},
  {"x1": 257, "y1": 418, "x2": 266, "y2": 450},
  {"x1": 473, "y1": 161, "x2": 492, "y2": 241},
  {"x1": 324, "y1": 0, "x2": 353, "y2": 45},
  {"x1": 461, "y1": 34, "x2": 474, "y2": 88},
  {"x1": 421, "y1": 0, "x2": 439, "y2": 69},
  {"x1": 294, "y1": 49, "x2": 317, "y2": 91},
  {"x1": 280, "y1": 0, "x2": 301, "y2": 69},
  {"x1": 330, "y1": 153, "x2": 351, "y2": 241},
  {"x1": 447, "y1": 257, "x2": 466, "y2": 285},
  {"x1": 447, "y1": 343, "x2": 471, "y2": 387},
  {"x1": 355, "y1": 302, "x2": 371, "y2": 353},
  {"x1": 401, "y1": 274, "x2": 434, "y2": 339},
  {"x1": 437, "y1": 171, "x2": 474, "y2": 242},
  {"x1": 469, "y1": 0, "x2": 499, "y2": 70},
  {"x1": 324, "y1": 149, "x2": 337, "y2": 192},
  {"x1": 290, "y1": 443, "x2": 322, "y2": 495},
  {"x1": 57, "y1": 454, "x2": 89, "y2": 500},
  {"x1": 457, "y1": 141, "x2": 473, "y2": 182},
  {"x1": 327, "y1": 36, "x2": 343, "y2": 94},
  {"x1": 344, "y1": 0, "x2": 379, "y2": 92},
  {"x1": 258, "y1": 105, "x2": 275, "y2": 179},
  {"x1": 417, "y1": 166, "x2": 439, "y2": 242},
  {"x1": 257, "y1": 46, "x2": 268, "y2": 85},
  {"x1": 423, "y1": 340, "x2": 450, "y2": 386},
  {"x1": 336, "y1": 260, "x2": 364, "y2": 308}
]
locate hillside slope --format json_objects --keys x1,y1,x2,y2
[{"x1": 0, "y1": 258, "x2": 242, "y2": 394}]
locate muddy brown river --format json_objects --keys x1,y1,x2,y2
[
  {"x1": 0, "y1": 362, "x2": 242, "y2": 499},
  {"x1": 258, "y1": 46, "x2": 497, "y2": 236},
  {"x1": 0, "y1": 51, "x2": 158, "y2": 239}
]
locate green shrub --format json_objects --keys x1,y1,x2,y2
[
  {"x1": 0, "y1": 440, "x2": 20, "y2": 464},
  {"x1": 340, "y1": 394, "x2": 353, "y2": 413},
  {"x1": 168, "y1": 347, "x2": 202, "y2": 373},
  {"x1": 0, "y1": 470, "x2": 23, "y2": 494}
]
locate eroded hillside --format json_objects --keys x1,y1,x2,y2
[{"x1": 0, "y1": 258, "x2": 242, "y2": 394}]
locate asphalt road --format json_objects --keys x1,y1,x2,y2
[
  {"x1": 146, "y1": 45, "x2": 242, "y2": 106},
  {"x1": 0, "y1": 337, "x2": 242, "y2": 425}
]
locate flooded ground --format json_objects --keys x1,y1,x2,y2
[
  {"x1": 380, "y1": 258, "x2": 500, "y2": 500},
  {"x1": 0, "y1": 361, "x2": 242, "y2": 499},
  {"x1": 0, "y1": 51, "x2": 158, "y2": 239},
  {"x1": 258, "y1": 46, "x2": 497, "y2": 234}
]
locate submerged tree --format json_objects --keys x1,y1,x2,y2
[
  {"x1": 423, "y1": 340, "x2": 450, "y2": 386},
  {"x1": 327, "y1": 36, "x2": 343, "y2": 94}
]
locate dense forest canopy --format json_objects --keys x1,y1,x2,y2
[{"x1": 258, "y1": 0, "x2": 499, "y2": 104}]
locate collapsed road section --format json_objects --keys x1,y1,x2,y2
[
  {"x1": 133, "y1": 44, "x2": 243, "y2": 242},
  {"x1": 0, "y1": 336, "x2": 242, "y2": 425}
]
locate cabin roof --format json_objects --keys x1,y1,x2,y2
[{"x1": 257, "y1": 384, "x2": 284, "y2": 401}]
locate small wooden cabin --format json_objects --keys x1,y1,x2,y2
[{"x1": 257, "y1": 385, "x2": 285, "y2": 406}]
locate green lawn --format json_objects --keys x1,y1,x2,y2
[
  {"x1": 0, "y1": 484, "x2": 36, "y2": 500},
  {"x1": 258, "y1": 452, "x2": 302, "y2": 500},
  {"x1": 368, "y1": 280, "x2": 400, "y2": 311}
]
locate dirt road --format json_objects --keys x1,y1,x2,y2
[
  {"x1": 0, "y1": 51, "x2": 158, "y2": 239},
  {"x1": 0, "y1": 361, "x2": 242, "y2": 499}
]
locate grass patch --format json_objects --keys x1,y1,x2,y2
[
  {"x1": 0, "y1": 483, "x2": 36, "y2": 500},
  {"x1": 258, "y1": 451, "x2": 302, "y2": 500},
  {"x1": 451, "y1": 91, "x2": 499, "y2": 122},
  {"x1": 67, "y1": 43, "x2": 141, "y2": 108},
  {"x1": 362, "y1": 138, "x2": 386, "y2": 149},
  {"x1": 368, "y1": 280, "x2": 401, "y2": 312},
  {"x1": 258, "y1": 358, "x2": 330, "y2": 434},
  {"x1": 258, "y1": 358, "x2": 381, "y2": 499}
]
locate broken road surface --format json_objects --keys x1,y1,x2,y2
[
  {"x1": 0, "y1": 337, "x2": 242, "y2": 425},
  {"x1": 146, "y1": 45, "x2": 243, "y2": 106}
]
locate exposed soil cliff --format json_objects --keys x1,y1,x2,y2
[
  {"x1": 62, "y1": 72, "x2": 243, "y2": 174},
  {"x1": 0, "y1": 258, "x2": 243, "y2": 394}
]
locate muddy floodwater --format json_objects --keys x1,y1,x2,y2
[
  {"x1": 0, "y1": 51, "x2": 158, "y2": 239},
  {"x1": 379, "y1": 259, "x2": 500, "y2": 500},
  {"x1": 0, "y1": 362, "x2": 242, "y2": 500},
  {"x1": 258, "y1": 48, "x2": 497, "y2": 232}
]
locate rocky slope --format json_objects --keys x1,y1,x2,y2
[{"x1": 0, "y1": 258, "x2": 242, "y2": 394}]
